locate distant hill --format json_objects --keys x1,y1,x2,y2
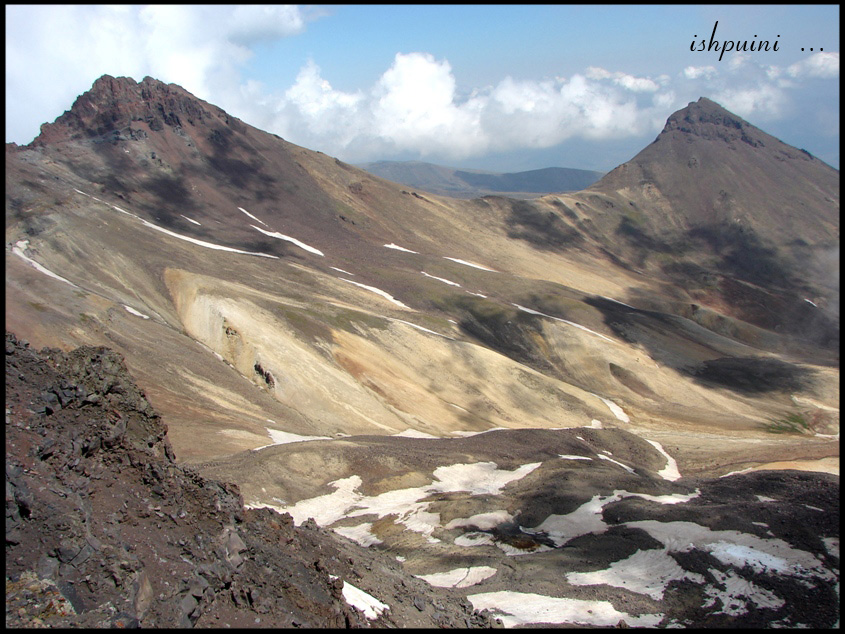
[{"x1": 357, "y1": 160, "x2": 604, "y2": 199}]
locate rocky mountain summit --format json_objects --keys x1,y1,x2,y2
[{"x1": 5, "y1": 332, "x2": 499, "y2": 628}]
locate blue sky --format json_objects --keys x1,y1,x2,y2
[{"x1": 5, "y1": 5, "x2": 840, "y2": 171}]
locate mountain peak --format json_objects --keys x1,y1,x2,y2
[
  {"x1": 659, "y1": 96, "x2": 766, "y2": 147},
  {"x1": 32, "y1": 74, "x2": 221, "y2": 147}
]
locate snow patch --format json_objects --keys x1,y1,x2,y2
[
  {"x1": 339, "y1": 278, "x2": 410, "y2": 309},
  {"x1": 333, "y1": 523, "x2": 383, "y2": 547},
  {"x1": 445, "y1": 510, "x2": 514, "y2": 530},
  {"x1": 590, "y1": 393, "x2": 630, "y2": 422},
  {"x1": 330, "y1": 266, "x2": 354, "y2": 276},
  {"x1": 467, "y1": 591, "x2": 664, "y2": 628},
  {"x1": 123, "y1": 305, "x2": 150, "y2": 319},
  {"x1": 558, "y1": 455, "x2": 593, "y2": 461},
  {"x1": 522, "y1": 489, "x2": 700, "y2": 548},
  {"x1": 627, "y1": 520, "x2": 835, "y2": 582},
  {"x1": 392, "y1": 429, "x2": 439, "y2": 439},
  {"x1": 416, "y1": 566, "x2": 497, "y2": 588},
  {"x1": 567, "y1": 548, "x2": 706, "y2": 600},
  {"x1": 702, "y1": 568, "x2": 784, "y2": 616},
  {"x1": 337, "y1": 579, "x2": 389, "y2": 620},
  {"x1": 180, "y1": 214, "x2": 202, "y2": 226},
  {"x1": 252, "y1": 429, "x2": 332, "y2": 450},
  {"x1": 257, "y1": 461, "x2": 539, "y2": 546},
  {"x1": 644, "y1": 439, "x2": 681, "y2": 481}
]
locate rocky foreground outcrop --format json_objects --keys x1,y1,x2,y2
[{"x1": 5, "y1": 332, "x2": 500, "y2": 628}]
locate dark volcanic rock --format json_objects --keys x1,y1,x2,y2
[
  {"x1": 33, "y1": 75, "x2": 221, "y2": 146},
  {"x1": 4, "y1": 331, "x2": 498, "y2": 628}
]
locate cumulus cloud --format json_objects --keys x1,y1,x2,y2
[{"x1": 251, "y1": 55, "x2": 674, "y2": 161}]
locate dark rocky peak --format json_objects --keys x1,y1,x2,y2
[
  {"x1": 32, "y1": 74, "x2": 231, "y2": 147},
  {"x1": 659, "y1": 96, "x2": 772, "y2": 149}
]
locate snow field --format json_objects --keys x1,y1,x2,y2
[{"x1": 467, "y1": 591, "x2": 664, "y2": 628}]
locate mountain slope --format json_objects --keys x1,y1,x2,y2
[{"x1": 5, "y1": 76, "x2": 839, "y2": 627}]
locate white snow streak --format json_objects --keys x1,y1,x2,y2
[
  {"x1": 597, "y1": 453, "x2": 636, "y2": 474},
  {"x1": 238, "y1": 207, "x2": 268, "y2": 226},
  {"x1": 11, "y1": 240, "x2": 80, "y2": 288},
  {"x1": 251, "y1": 224, "x2": 324, "y2": 256},
  {"x1": 180, "y1": 214, "x2": 202, "y2": 226},
  {"x1": 599, "y1": 295, "x2": 636, "y2": 309},
  {"x1": 422, "y1": 271, "x2": 461, "y2": 287},
  {"x1": 589, "y1": 393, "x2": 630, "y2": 422},
  {"x1": 339, "y1": 278, "x2": 410, "y2": 308},
  {"x1": 644, "y1": 439, "x2": 681, "y2": 481},
  {"x1": 123, "y1": 305, "x2": 150, "y2": 319},
  {"x1": 390, "y1": 318, "x2": 453, "y2": 339},
  {"x1": 443, "y1": 257, "x2": 496, "y2": 271},
  {"x1": 330, "y1": 266, "x2": 354, "y2": 276},
  {"x1": 383, "y1": 243, "x2": 418, "y2": 253},
  {"x1": 74, "y1": 191, "x2": 277, "y2": 258},
  {"x1": 513, "y1": 303, "x2": 616, "y2": 343},
  {"x1": 138, "y1": 219, "x2": 279, "y2": 258}
]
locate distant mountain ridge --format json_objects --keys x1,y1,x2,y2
[{"x1": 357, "y1": 160, "x2": 604, "y2": 199}]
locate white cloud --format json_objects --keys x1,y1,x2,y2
[
  {"x1": 586, "y1": 67, "x2": 660, "y2": 92},
  {"x1": 787, "y1": 52, "x2": 840, "y2": 79},
  {"x1": 683, "y1": 66, "x2": 718, "y2": 80},
  {"x1": 712, "y1": 83, "x2": 788, "y2": 119}
]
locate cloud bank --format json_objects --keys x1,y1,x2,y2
[{"x1": 5, "y1": 5, "x2": 839, "y2": 167}]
